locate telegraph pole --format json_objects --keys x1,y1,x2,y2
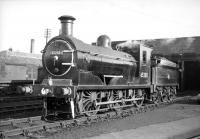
[{"x1": 44, "y1": 28, "x2": 51, "y2": 44}]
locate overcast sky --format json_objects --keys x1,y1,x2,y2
[{"x1": 0, "y1": 0, "x2": 200, "y2": 53}]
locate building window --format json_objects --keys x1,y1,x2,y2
[{"x1": 142, "y1": 51, "x2": 147, "y2": 64}]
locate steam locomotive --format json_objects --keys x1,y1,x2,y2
[{"x1": 32, "y1": 15, "x2": 179, "y2": 118}]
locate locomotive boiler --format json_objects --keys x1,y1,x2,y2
[
  {"x1": 42, "y1": 16, "x2": 136, "y2": 87},
  {"x1": 33, "y1": 15, "x2": 179, "y2": 118}
]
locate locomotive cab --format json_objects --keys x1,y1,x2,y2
[{"x1": 116, "y1": 42, "x2": 153, "y2": 85}]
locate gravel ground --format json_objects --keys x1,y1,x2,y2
[{"x1": 36, "y1": 98, "x2": 200, "y2": 139}]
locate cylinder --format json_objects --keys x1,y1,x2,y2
[{"x1": 58, "y1": 15, "x2": 76, "y2": 36}]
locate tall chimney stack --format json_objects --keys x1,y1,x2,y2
[
  {"x1": 30, "y1": 39, "x2": 35, "y2": 53},
  {"x1": 58, "y1": 15, "x2": 76, "y2": 36}
]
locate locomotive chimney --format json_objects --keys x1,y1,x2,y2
[
  {"x1": 30, "y1": 39, "x2": 35, "y2": 53},
  {"x1": 58, "y1": 15, "x2": 76, "y2": 36}
]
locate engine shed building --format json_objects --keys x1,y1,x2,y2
[{"x1": 166, "y1": 54, "x2": 200, "y2": 91}]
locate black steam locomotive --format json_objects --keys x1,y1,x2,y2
[{"x1": 32, "y1": 15, "x2": 179, "y2": 118}]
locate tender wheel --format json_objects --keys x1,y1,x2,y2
[
  {"x1": 82, "y1": 91, "x2": 101, "y2": 116},
  {"x1": 134, "y1": 89, "x2": 144, "y2": 107},
  {"x1": 168, "y1": 87, "x2": 176, "y2": 101},
  {"x1": 152, "y1": 91, "x2": 161, "y2": 104},
  {"x1": 161, "y1": 89, "x2": 168, "y2": 102}
]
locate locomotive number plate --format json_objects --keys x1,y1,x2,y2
[{"x1": 51, "y1": 51, "x2": 63, "y2": 55}]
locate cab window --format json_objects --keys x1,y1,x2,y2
[{"x1": 142, "y1": 51, "x2": 147, "y2": 64}]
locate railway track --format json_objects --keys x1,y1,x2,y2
[
  {"x1": 0, "y1": 96, "x2": 43, "y2": 119},
  {"x1": 0, "y1": 96, "x2": 194, "y2": 138}
]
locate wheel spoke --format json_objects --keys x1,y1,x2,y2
[
  {"x1": 83, "y1": 95, "x2": 90, "y2": 99},
  {"x1": 83, "y1": 99, "x2": 90, "y2": 106},
  {"x1": 82, "y1": 92, "x2": 91, "y2": 98},
  {"x1": 84, "y1": 102, "x2": 93, "y2": 111},
  {"x1": 83, "y1": 102, "x2": 90, "y2": 108}
]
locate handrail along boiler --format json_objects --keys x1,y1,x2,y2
[{"x1": 33, "y1": 15, "x2": 179, "y2": 118}]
